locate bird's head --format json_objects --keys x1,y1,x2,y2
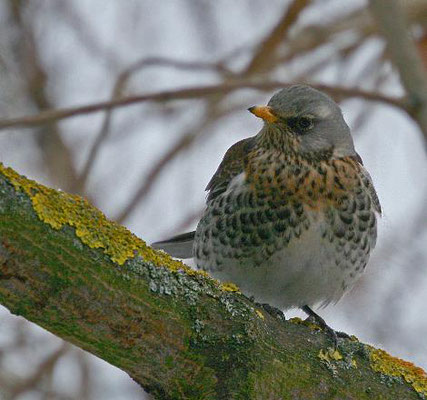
[{"x1": 249, "y1": 85, "x2": 356, "y2": 159}]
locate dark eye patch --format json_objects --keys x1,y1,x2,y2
[{"x1": 287, "y1": 116, "x2": 314, "y2": 135}]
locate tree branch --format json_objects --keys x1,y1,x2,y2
[
  {"x1": 244, "y1": 0, "x2": 310, "y2": 75},
  {"x1": 8, "y1": 0, "x2": 80, "y2": 192},
  {"x1": 1, "y1": 163, "x2": 426, "y2": 399},
  {"x1": 370, "y1": 0, "x2": 427, "y2": 141},
  {"x1": 8, "y1": 343, "x2": 69, "y2": 399},
  {"x1": 0, "y1": 81, "x2": 406, "y2": 132}
]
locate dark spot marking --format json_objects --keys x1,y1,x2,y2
[
  {"x1": 339, "y1": 213, "x2": 353, "y2": 225},
  {"x1": 334, "y1": 176, "x2": 345, "y2": 190},
  {"x1": 277, "y1": 208, "x2": 291, "y2": 220},
  {"x1": 240, "y1": 236, "x2": 250, "y2": 246},
  {"x1": 258, "y1": 227, "x2": 271, "y2": 241},
  {"x1": 359, "y1": 212, "x2": 371, "y2": 222},
  {"x1": 265, "y1": 209, "x2": 275, "y2": 221},
  {"x1": 274, "y1": 221, "x2": 287, "y2": 233},
  {"x1": 216, "y1": 218, "x2": 225, "y2": 231},
  {"x1": 249, "y1": 213, "x2": 257, "y2": 225},
  {"x1": 226, "y1": 228, "x2": 237, "y2": 239},
  {"x1": 235, "y1": 192, "x2": 244, "y2": 207},
  {"x1": 248, "y1": 192, "x2": 256, "y2": 208},
  {"x1": 334, "y1": 226, "x2": 346, "y2": 238},
  {"x1": 240, "y1": 213, "x2": 249, "y2": 225},
  {"x1": 257, "y1": 210, "x2": 267, "y2": 224}
]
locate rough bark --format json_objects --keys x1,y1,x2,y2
[{"x1": 0, "y1": 163, "x2": 426, "y2": 400}]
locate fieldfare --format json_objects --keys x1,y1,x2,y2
[{"x1": 152, "y1": 85, "x2": 381, "y2": 344}]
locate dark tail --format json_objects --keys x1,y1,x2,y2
[{"x1": 151, "y1": 231, "x2": 195, "y2": 259}]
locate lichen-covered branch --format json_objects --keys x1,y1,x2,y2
[{"x1": 0, "y1": 163, "x2": 426, "y2": 400}]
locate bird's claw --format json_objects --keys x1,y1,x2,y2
[
  {"x1": 302, "y1": 305, "x2": 349, "y2": 349},
  {"x1": 256, "y1": 302, "x2": 286, "y2": 321}
]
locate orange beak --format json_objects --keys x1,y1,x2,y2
[{"x1": 248, "y1": 106, "x2": 278, "y2": 123}]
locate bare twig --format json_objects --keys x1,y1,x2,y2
[
  {"x1": 351, "y1": 49, "x2": 389, "y2": 132},
  {"x1": 116, "y1": 133, "x2": 195, "y2": 224},
  {"x1": 8, "y1": 0, "x2": 80, "y2": 192},
  {"x1": 54, "y1": 1, "x2": 120, "y2": 71},
  {"x1": 74, "y1": 52, "x2": 238, "y2": 193},
  {"x1": 276, "y1": 0, "x2": 427, "y2": 66},
  {"x1": 74, "y1": 55, "x2": 231, "y2": 193},
  {"x1": 244, "y1": 0, "x2": 310, "y2": 75},
  {"x1": 116, "y1": 56, "x2": 233, "y2": 77},
  {"x1": 8, "y1": 343, "x2": 69, "y2": 399},
  {"x1": 0, "y1": 81, "x2": 406, "y2": 132},
  {"x1": 74, "y1": 72, "x2": 129, "y2": 193},
  {"x1": 370, "y1": 0, "x2": 427, "y2": 141},
  {"x1": 169, "y1": 205, "x2": 204, "y2": 237},
  {"x1": 75, "y1": 350, "x2": 92, "y2": 400},
  {"x1": 115, "y1": 102, "x2": 229, "y2": 224}
]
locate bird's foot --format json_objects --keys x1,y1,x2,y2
[
  {"x1": 302, "y1": 305, "x2": 349, "y2": 348},
  {"x1": 256, "y1": 302, "x2": 286, "y2": 321}
]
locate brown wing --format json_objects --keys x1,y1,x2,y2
[{"x1": 206, "y1": 136, "x2": 256, "y2": 202}]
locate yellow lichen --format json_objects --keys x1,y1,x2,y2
[
  {"x1": 220, "y1": 282, "x2": 241, "y2": 293},
  {"x1": 288, "y1": 317, "x2": 303, "y2": 324},
  {"x1": 255, "y1": 310, "x2": 265, "y2": 320},
  {"x1": 0, "y1": 164, "x2": 196, "y2": 276},
  {"x1": 288, "y1": 316, "x2": 321, "y2": 332},
  {"x1": 370, "y1": 346, "x2": 427, "y2": 396},
  {"x1": 318, "y1": 348, "x2": 343, "y2": 362}
]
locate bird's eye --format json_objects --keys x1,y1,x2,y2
[
  {"x1": 287, "y1": 116, "x2": 314, "y2": 134},
  {"x1": 297, "y1": 117, "x2": 313, "y2": 130}
]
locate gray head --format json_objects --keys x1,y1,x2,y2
[{"x1": 249, "y1": 85, "x2": 356, "y2": 158}]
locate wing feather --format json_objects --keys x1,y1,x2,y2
[
  {"x1": 352, "y1": 153, "x2": 381, "y2": 215},
  {"x1": 206, "y1": 137, "x2": 256, "y2": 201}
]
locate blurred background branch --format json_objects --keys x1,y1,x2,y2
[
  {"x1": 7, "y1": 0, "x2": 79, "y2": 193},
  {"x1": 370, "y1": 0, "x2": 427, "y2": 139},
  {"x1": 0, "y1": 81, "x2": 406, "y2": 131}
]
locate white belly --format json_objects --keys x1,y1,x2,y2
[{"x1": 207, "y1": 219, "x2": 358, "y2": 310}]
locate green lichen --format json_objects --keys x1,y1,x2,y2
[{"x1": 370, "y1": 346, "x2": 427, "y2": 397}]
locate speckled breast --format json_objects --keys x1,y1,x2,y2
[{"x1": 194, "y1": 153, "x2": 378, "y2": 307}]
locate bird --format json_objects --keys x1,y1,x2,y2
[{"x1": 152, "y1": 85, "x2": 381, "y2": 345}]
